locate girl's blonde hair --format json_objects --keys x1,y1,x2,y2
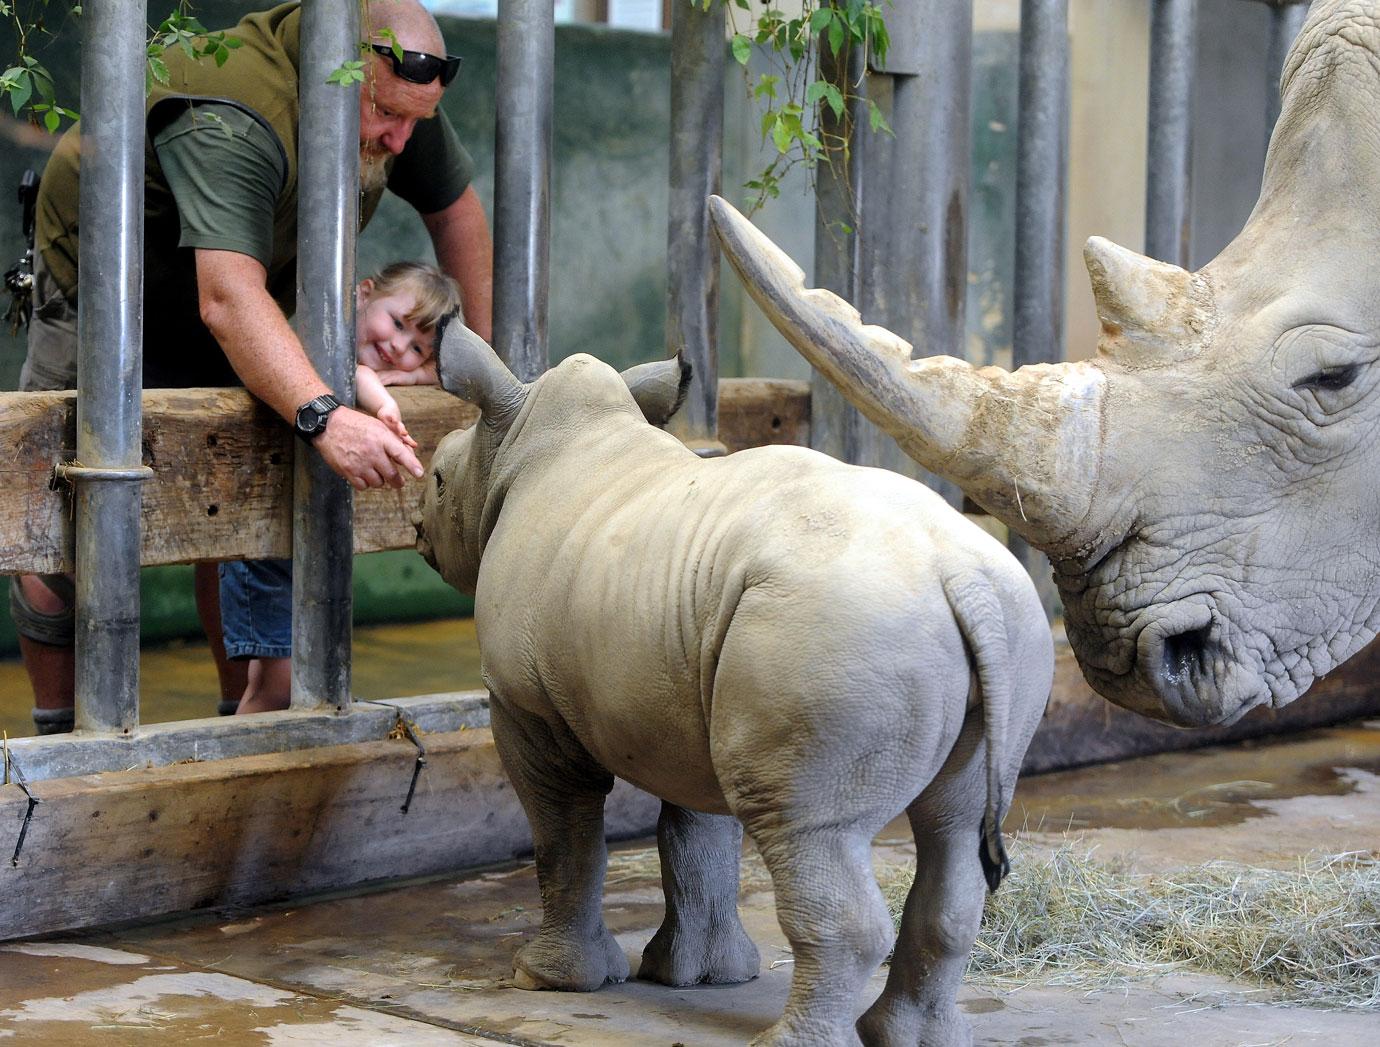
[{"x1": 366, "y1": 260, "x2": 463, "y2": 332}]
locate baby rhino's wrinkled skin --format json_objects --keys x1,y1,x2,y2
[{"x1": 417, "y1": 330, "x2": 1052, "y2": 1047}]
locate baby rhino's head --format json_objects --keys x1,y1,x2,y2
[{"x1": 415, "y1": 316, "x2": 691, "y2": 594}]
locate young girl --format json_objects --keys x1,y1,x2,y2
[
  {"x1": 225, "y1": 260, "x2": 463, "y2": 716},
  {"x1": 354, "y1": 260, "x2": 463, "y2": 444}
]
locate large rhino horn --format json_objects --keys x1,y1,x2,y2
[
  {"x1": 709, "y1": 195, "x2": 1106, "y2": 552},
  {"x1": 1084, "y1": 237, "x2": 1216, "y2": 366},
  {"x1": 435, "y1": 311, "x2": 527, "y2": 427}
]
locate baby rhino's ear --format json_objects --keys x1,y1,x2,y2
[{"x1": 619, "y1": 353, "x2": 692, "y2": 428}]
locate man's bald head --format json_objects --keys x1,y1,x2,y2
[{"x1": 366, "y1": 0, "x2": 445, "y2": 55}]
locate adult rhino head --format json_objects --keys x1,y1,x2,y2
[{"x1": 711, "y1": 0, "x2": 1380, "y2": 729}]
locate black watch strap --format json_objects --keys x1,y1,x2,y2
[{"x1": 294, "y1": 394, "x2": 341, "y2": 440}]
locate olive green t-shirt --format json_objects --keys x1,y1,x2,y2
[{"x1": 145, "y1": 102, "x2": 474, "y2": 387}]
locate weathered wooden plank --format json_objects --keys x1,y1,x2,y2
[
  {"x1": 0, "y1": 728, "x2": 661, "y2": 940},
  {"x1": 6, "y1": 691, "x2": 491, "y2": 783},
  {"x1": 0, "y1": 380, "x2": 809, "y2": 574}
]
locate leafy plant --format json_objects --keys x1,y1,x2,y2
[
  {"x1": 0, "y1": 2, "x2": 246, "y2": 134},
  {"x1": 711, "y1": 0, "x2": 893, "y2": 211}
]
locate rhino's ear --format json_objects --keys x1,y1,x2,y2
[
  {"x1": 620, "y1": 353, "x2": 692, "y2": 428},
  {"x1": 434, "y1": 312, "x2": 527, "y2": 427}
]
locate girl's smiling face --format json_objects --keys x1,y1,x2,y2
[{"x1": 356, "y1": 279, "x2": 435, "y2": 372}]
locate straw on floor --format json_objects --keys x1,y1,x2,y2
[{"x1": 879, "y1": 843, "x2": 1380, "y2": 1009}]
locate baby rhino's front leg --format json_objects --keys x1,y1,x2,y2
[
  {"x1": 489, "y1": 697, "x2": 629, "y2": 991},
  {"x1": 638, "y1": 804, "x2": 760, "y2": 986}
]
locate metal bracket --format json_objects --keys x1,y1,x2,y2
[{"x1": 49, "y1": 462, "x2": 155, "y2": 491}]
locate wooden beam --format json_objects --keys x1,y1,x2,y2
[
  {"x1": 0, "y1": 379, "x2": 810, "y2": 574},
  {"x1": 0, "y1": 728, "x2": 661, "y2": 941}
]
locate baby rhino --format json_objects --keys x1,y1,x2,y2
[{"x1": 416, "y1": 319, "x2": 1053, "y2": 1047}]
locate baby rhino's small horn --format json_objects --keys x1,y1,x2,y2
[{"x1": 435, "y1": 313, "x2": 526, "y2": 420}]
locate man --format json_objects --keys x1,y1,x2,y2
[{"x1": 12, "y1": 0, "x2": 493, "y2": 731}]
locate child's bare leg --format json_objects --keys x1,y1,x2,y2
[{"x1": 236, "y1": 656, "x2": 291, "y2": 714}]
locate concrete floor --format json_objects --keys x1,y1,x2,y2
[{"x1": 2, "y1": 720, "x2": 1378, "y2": 1044}]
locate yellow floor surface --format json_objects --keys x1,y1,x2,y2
[{"x1": 0, "y1": 617, "x2": 485, "y2": 739}]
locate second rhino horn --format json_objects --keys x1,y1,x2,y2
[{"x1": 1083, "y1": 236, "x2": 1217, "y2": 367}]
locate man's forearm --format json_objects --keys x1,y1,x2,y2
[{"x1": 196, "y1": 250, "x2": 331, "y2": 420}]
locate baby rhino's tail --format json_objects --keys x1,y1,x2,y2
[{"x1": 941, "y1": 569, "x2": 1017, "y2": 892}]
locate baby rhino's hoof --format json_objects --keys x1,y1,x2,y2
[
  {"x1": 638, "y1": 920, "x2": 760, "y2": 986},
  {"x1": 512, "y1": 929, "x2": 630, "y2": 993}
]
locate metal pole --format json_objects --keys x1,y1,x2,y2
[
  {"x1": 292, "y1": 0, "x2": 360, "y2": 711},
  {"x1": 810, "y1": 37, "x2": 869, "y2": 467},
  {"x1": 494, "y1": 0, "x2": 553, "y2": 381},
  {"x1": 1012, "y1": 0, "x2": 1069, "y2": 616},
  {"x1": 1145, "y1": 0, "x2": 1197, "y2": 266},
  {"x1": 1265, "y1": 1, "x2": 1310, "y2": 134},
  {"x1": 72, "y1": 0, "x2": 149, "y2": 733},
  {"x1": 665, "y1": 0, "x2": 725, "y2": 454}
]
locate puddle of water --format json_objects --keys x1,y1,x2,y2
[{"x1": 1010, "y1": 725, "x2": 1380, "y2": 832}]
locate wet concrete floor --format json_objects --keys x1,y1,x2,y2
[{"x1": 3, "y1": 718, "x2": 1377, "y2": 1044}]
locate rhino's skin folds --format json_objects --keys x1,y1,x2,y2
[
  {"x1": 712, "y1": 0, "x2": 1380, "y2": 731},
  {"x1": 417, "y1": 323, "x2": 1052, "y2": 1046}
]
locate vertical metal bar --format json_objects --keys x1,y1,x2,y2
[
  {"x1": 810, "y1": 38, "x2": 869, "y2": 467},
  {"x1": 1266, "y1": 2, "x2": 1310, "y2": 134},
  {"x1": 494, "y1": 0, "x2": 554, "y2": 381},
  {"x1": 292, "y1": 0, "x2": 360, "y2": 711},
  {"x1": 1145, "y1": 0, "x2": 1197, "y2": 266},
  {"x1": 665, "y1": 0, "x2": 724, "y2": 452},
  {"x1": 73, "y1": 0, "x2": 148, "y2": 733},
  {"x1": 868, "y1": 0, "x2": 969, "y2": 503},
  {"x1": 1012, "y1": 0, "x2": 1069, "y2": 617}
]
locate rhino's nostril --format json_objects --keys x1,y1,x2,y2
[{"x1": 1162, "y1": 625, "x2": 1211, "y2": 684}]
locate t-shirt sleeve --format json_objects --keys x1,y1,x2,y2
[
  {"x1": 152, "y1": 103, "x2": 286, "y2": 268},
  {"x1": 387, "y1": 110, "x2": 474, "y2": 215}
]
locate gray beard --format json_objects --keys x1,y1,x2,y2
[{"x1": 360, "y1": 149, "x2": 390, "y2": 193}]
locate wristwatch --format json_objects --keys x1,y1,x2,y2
[{"x1": 293, "y1": 394, "x2": 341, "y2": 440}]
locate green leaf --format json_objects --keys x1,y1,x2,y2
[
  {"x1": 868, "y1": 99, "x2": 893, "y2": 135},
  {"x1": 731, "y1": 34, "x2": 752, "y2": 66},
  {"x1": 43, "y1": 108, "x2": 59, "y2": 132},
  {"x1": 7, "y1": 70, "x2": 32, "y2": 115},
  {"x1": 828, "y1": 18, "x2": 845, "y2": 55},
  {"x1": 753, "y1": 73, "x2": 779, "y2": 101},
  {"x1": 770, "y1": 115, "x2": 793, "y2": 154},
  {"x1": 214, "y1": 44, "x2": 229, "y2": 67},
  {"x1": 809, "y1": 8, "x2": 834, "y2": 33},
  {"x1": 326, "y1": 60, "x2": 366, "y2": 87},
  {"x1": 377, "y1": 27, "x2": 403, "y2": 61},
  {"x1": 805, "y1": 80, "x2": 828, "y2": 106},
  {"x1": 823, "y1": 83, "x2": 844, "y2": 120},
  {"x1": 148, "y1": 55, "x2": 170, "y2": 85}
]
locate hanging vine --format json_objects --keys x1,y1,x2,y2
[{"x1": 709, "y1": 0, "x2": 893, "y2": 212}]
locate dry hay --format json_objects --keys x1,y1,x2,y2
[{"x1": 877, "y1": 843, "x2": 1380, "y2": 1009}]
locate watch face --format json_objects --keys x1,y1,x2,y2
[{"x1": 299, "y1": 406, "x2": 321, "y2": 430}]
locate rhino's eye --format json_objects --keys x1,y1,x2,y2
[{"x1": 1295, "y1": 364, "x2": 1360, "y2": 393}]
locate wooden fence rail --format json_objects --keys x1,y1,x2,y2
[{"x1": 0, "y1": 379, "x2": 810, "y2": 574}]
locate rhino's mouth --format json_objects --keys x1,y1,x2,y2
[{"x1": 1069, "y1": 593, "x2": 1272, "y2": 728}]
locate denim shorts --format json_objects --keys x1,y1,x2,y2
[{"x1": 219, "y1": 558, "x2": 293, "y2": 660}]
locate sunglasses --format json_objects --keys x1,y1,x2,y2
[{"x1": 369, "y1": 43, "x2": 463, "y2": 87}]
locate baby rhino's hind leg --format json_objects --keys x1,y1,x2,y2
[
  {"x1": 638, "y1": 804, "x2": 760, "y2": 986},
  {"x1": 857, "y1": 711, "x2": 988, "y2": 1047},
  {"x1": 489, "y1": 696, "x2": 629, "y2": 992}
]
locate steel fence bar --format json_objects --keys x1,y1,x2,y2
[
  {"x1": 494, "y1": 0, "x2": 554, "y2": 381},
  {"x1": 292, "y1": 0, "x2": 361, "y2": 710},
  {"x1": 72, "y1": 0, "x2": 150, "y2": 732}
]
